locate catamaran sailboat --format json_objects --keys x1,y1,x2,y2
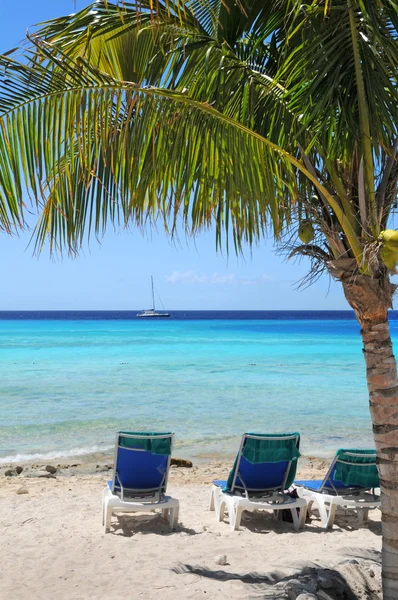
[{"x1": 136, "y1": 276, "x2": 170, "y2": 318}]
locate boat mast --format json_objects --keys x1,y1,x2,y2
[{"x1": 151, "y1": 276, "x2": 155, "y2": 311}]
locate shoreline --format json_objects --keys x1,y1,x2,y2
[
  {"x1": 1, "y1": 454, "x2": 331, "y2": 482},
  {"x1": 0, "y1": 448, "x2": 341, "y2": 466},
  {"x1": 0, "y1": 439, "x2": 347, "y2": 472}
]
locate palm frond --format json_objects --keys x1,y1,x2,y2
[
  {"x1": 1, "y1": 0, "x2": 396, "y2": 273},
  {"x1": 0, "y1": 44, "x2": 303, "y2": 254},
  {"x1": 279, "y1": 0, "x2": 398, "y2": 160}
]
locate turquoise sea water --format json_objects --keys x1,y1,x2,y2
[{"x1": 1, "y1": 311, "x2": 396, "y2": 463}]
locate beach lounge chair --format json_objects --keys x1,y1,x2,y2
[
  {"x1": 209, "y1": 433, "x2": 307, "y2": 531},
  {"x1": 294, "y1": 449, "x2": 380, "y2": 528},
  {"x1": 102, "y1": 431, "x2": 179, "y2": 534}
]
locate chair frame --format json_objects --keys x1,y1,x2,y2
[
  {"x1": 294, "y1": 451, "x2": 380, "y2": 528},
  {"x1": 209, "y1": 434, "x2": 307, "y2": 531},
  {"x1": 102, "y1": 432, "x2": 179, "y2": 533}
]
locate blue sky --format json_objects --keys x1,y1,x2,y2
[{"x1": 0, "y1": 0, "x2": 349, "y2": 310}]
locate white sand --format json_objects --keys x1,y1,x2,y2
[{"x1": 0, "y1": 462, "x2": 382, "y2": 599}]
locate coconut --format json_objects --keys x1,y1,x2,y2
[
  {"x1": 379, "y1": 230, "x2": 398, "y2": 250},
  {"x1": 298, "y1": 220, "x2": 315, "y2": 244},
  {"x1": 381, "y1": 246, "x2": 398, "y2": 270}
]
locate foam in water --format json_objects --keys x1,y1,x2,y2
[{"x1": 0, "y1": 444, "x2": 114, "y2": 465}]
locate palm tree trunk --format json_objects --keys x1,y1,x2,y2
[{"x1": 340, "y1": 267, "x2": 398, "y2": 599}]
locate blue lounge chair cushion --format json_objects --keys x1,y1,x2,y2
[
  {"x1": 109, "y1": 432, "x2": 173, "y2": 497},
  {"x1": 215, "y1": 460, "x2": 291, "y2": 493},
  {"x1": 115, "y1": 446, "x2": 168, "y2": 491},
  {"x1": 294, "y1": 480, "x2": 324, "y2": 491},
  {"x1": 213, "y1": 480, "x2": 227, "y2": 488}
]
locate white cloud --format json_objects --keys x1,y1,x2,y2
[
  {"x1": 164, "y1": 270, "x2": 207, "y2": 284},
  {"x1": 165, "y1": 271, "x2": 272, "y2": 285}
]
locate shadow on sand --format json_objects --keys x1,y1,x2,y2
[
  {"x1": 107, "y1": 513, "x2": 198, "y2": 537},
  {"x1": 171, "y1": 556, "x2": 380, "y2": 599}
]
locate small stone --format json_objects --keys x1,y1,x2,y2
[
  {"x1": 15, "y1": 466, "x2": 23, "y2": 474},
  {"x1": 316, "y1": 591, "x2": 334, "y2": 600},
  {"x1": 5, "y1": 469, "x2": 14, "y2": 476},
  {"x1": 369, "y1": 568, "x2": 375, "y2": 578},
  {"x1": 16, "y1": 486, "x2": 29, "y2": 495},
  {"x1": 170, "y1": 458, "x2": 193, "y2": 468},
  {"x1": 214, "y1": 555, "x2": 228, "y2": 566},
  {"x1": 45, "y1": 465, "x2": 57, "y2": 474},
  {"x1": 202, "y1": 525, "x2": 208, "y2": 532},
  {"x1": 303, "y1": 580, "x2": 318, "y2": 595},
  {"x1": 317, "y1": 575, "x2": 333, "y2": 590},
  {"x1": 285, "y1": 579, "x2": 307, "y2": 599}
]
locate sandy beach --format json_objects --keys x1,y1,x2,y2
[{"x1": 0, "y1": 458, "x2": 381, "y2": 599}]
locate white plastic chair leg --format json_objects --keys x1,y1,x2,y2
[
  {"x1": 209, "y1": 487, "x2": 215, "y2": 511},
  {"x1": 213, "y1": 486, "x2": 223, "y2": 515},
  {"x1": 217, "y1": 499, "x2": 226, "y2": 522},
  {"x1": 173, "y1": 504, "x2": 180, "y2": 529},
  {"x1": 162, "y1": 508, "x2": 170, "y2": 522},
  {"x1": 298, "y1": 504, "x2": 307, "y2": 529},
  {"x1": 168, "y1": 505, "x2": 180, "y2": 531},
  {"x1": 168, "y1": 508, "x2": 175, "y2": 530},
  {"x1": 290, "y1": 504, "x2": 307, "y2": 531},
  {"x1": 357, "y1": 507, "x2": 369, "y2": 525},
  {"x1": 290, "y1": 508, "x2": 300, "y2": 531},
  {"x1": 230, "y1": 505, "x2": 243, "y2": 531},
  {"x1": 102, "y1": 488, "x2": 110, "y2": 526},
  {"x1": 104, "y1": 503, "x2": 113, "y2": 534},
  {"x1": 312, "y1": 497, "x2": 330, "y2": 528},
  {"x1": 326, "y1": 503, "x2": 337, "y2": 528}
]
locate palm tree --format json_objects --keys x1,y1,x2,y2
[{"x1": 0, "y1": 0, "x2": 397, "y2": 594}]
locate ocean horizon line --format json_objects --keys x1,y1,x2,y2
[
  {"x1": 1, "y1": 308, "x2": 398, "y2": 320},
  {"x1": 0, "y1": 308, "x2": 365, "y2": 321},
  {"x1": 0, "y1": 309, "x2": 359, "y2": 312}
]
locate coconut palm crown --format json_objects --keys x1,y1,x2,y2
[{"x1": 0, "y1": 0, "x2": 397, "y2": 595}]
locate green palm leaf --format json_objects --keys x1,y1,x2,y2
[
  {"x1": 1, "y1": 0, "x2": 397, "y2": 270},
  {"x1": 1, "y1": 39, "x2": 365, "y2": 260}
]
